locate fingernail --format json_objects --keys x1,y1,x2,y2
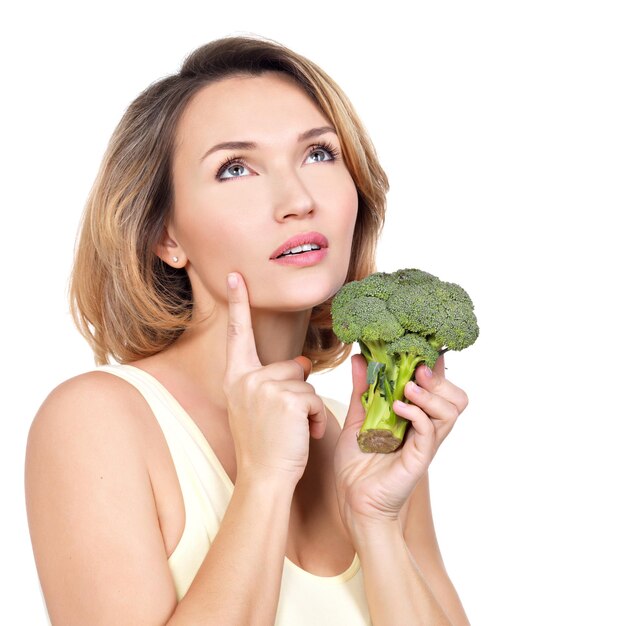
[
  {"x1": 227, "y1": 273, "x2": 238, "y2": 289},
  {"x1": 407, "y1": 381, "x2": 421, "y2": 393},
  {"x1": 423, "y1": 365, "x2": 433, "y2": 378}
]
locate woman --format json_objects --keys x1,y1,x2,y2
[{"x1": 25, "y1": 36, "x2": 471, "y2": 625}]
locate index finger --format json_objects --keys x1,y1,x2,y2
[
  {"x1": 416, "y1": 353, "x2": 445, "y2": 383},
  {"x1": 225, "y1": 273, "x2": 261, "y2": 376}
]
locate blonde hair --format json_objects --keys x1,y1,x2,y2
[{"x1": 70, "y1": 35, "x2": 389, "y2": 371}]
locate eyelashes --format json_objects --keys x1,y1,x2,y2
[
  {"x1": 310, "y1": 140, "x2": 341, "y2": 162},
  {"x1": 215, "y1": 156, "x2": 250, "y2": 181},
  {"x1": 215, "y1": 141, "x2": 341, "y2": 181}
]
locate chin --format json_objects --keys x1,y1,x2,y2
[{"x1": 252, "y1": 272, "x2": 343, "y2": 312}]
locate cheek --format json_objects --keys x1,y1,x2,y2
[
  {"x1": 334, "y1": 179, "x2": 359, "y2": 253},
  {"x1": 173, "y1": 204, "x2": 260, "y2": 301},
  {"x1": 176, "y1": 178, "x2": 262, "y2": 261},
  {"x1": 188, "y1": 218, "x2": 260, "y2": 276},
  {"x1": 177, "y1": 210, "x2": 225, "y2": 261}
]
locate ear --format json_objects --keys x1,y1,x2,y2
[{"x1": 153, "y1": 223, "x2": 187, "y2": 269}]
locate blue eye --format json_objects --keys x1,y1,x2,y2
[
  {"x1": 306, "y1": 142, "x2": 340, "y2": 164},
  {"x1": 307, "y1": 148, "x2": 332, "y2": 163},
  {"x1": 217, "y1": 159, "x2": 251, "y2": 180}
]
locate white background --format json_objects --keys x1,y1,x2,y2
[{"x1": 3, "y1": 1, "x2": 624, "y2": 624}]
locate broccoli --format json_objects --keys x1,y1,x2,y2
[{"x1": 331, "y1": 268, "x2": 479, "y2": 453}]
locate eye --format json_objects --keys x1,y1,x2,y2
[
  {"x1": 217, "y1": 157, "x2": 252, "y2": 180},
  {"x1": 306, "y1": 142, "x2": 340, "y2": 164}
]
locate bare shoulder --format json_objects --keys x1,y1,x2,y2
[
  {"x1": 27, "y1": 369, "x2": 162, "y2": 463},
  {"x1": 25, "y1": 371, "x2": 177, "y2": 624},
  {"x1": 30, "y1": 369, "x2": 147, "y2": 432}
]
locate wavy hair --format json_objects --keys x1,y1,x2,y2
[{"x1": 69, "y1": 35, "x2": 389, "y2": 371}]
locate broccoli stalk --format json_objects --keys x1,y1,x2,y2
[
  {"x1": 357, "y1": 337, "x2": 439, "y2": 453},
  {"x1": 331, "y1": 269, "x2": 479, "y2": 453}
]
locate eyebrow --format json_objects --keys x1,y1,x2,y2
[{"x1": 199, "y1": 126, "x2": 337, "y2": 162}]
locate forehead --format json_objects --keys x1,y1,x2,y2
[{"x1": 176, "y1": 72, "x2": 329, "y2": 151}]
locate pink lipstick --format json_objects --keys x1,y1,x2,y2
[{"x1": 270, "y1": 231, "x2": 329, "y2": 267}]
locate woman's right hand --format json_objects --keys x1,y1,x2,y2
[{"x1": 222, "y1": 272, "x2": 326, "y2": 487}]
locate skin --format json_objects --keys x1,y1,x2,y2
[
  {"x1": 149, "y1": 71, "x2": 359, "y2": 412},
  {"x1": 25, "y1": 72, "x2": 471, "y2": 625}
]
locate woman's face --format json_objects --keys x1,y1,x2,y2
[{"x1": 166, "y1": 71, "x2": 359, "y2": 313}]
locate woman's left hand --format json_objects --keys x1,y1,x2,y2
[{"x1": 334, "y1": 353, "x2": 469, "y2": 533}]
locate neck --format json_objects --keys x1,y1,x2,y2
[{"x1": 159, "y1": 303, "x2": 312, "y2": 411}]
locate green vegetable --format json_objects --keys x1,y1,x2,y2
[{"x1": 331, "y1": 269, "x2": 479, "y2": 453}]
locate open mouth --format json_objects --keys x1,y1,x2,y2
[
  {"x1": 270, "y1": 232, "x2": 329, "y2": 261},
  {"x1": 277, "y1": 243, "x2": 322, "y2": 258},
  {"x1": 270, "y1": 234, "x2": 329, "y2": 267}
]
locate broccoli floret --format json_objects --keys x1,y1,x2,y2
[
  {"x1": 330, "y1": 271, "x2": 397, "y2": 311},
  {"x1": 331, "y1": 268, "x2": 479, "y2": 453},
  {"x1": 391, "y1": 268, "x2": 438, "y2": 288},
  {"x1": 387, "y1": 280, "x2": 479, "y2": 351},
  {"x1": 331, "y1": 296, "x2": 404, "y2": 344}
]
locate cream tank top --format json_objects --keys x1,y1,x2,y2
[{"x1": 95, "y1": 364, "x2": 371, "y2": 625}]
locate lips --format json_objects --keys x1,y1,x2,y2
[{"x1": 270, "y1": 231, "x2": 329, "y2": 260}]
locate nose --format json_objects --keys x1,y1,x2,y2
[{"x1": 271, "y1": 168, "x2": 315, "y2": 222}]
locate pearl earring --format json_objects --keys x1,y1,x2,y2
[{"x1": 172, "y1": 256, "x2": 179, "y2": 263}]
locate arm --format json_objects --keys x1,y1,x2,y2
[
  {"x1": 171, "y1": 472, "x2": 293, "y2": 625},
  {"x1": 335, "y1": 355, "x2": 471, "y2": 626},
  {"x1": 400, "y1": 472, "x2": 471, "y2": 626},
  {"x1": 25, "y1": 374, "x2": 294, "y2": 626},
  {"x1": 352, "y1": 519, "x2": 451, "y2": 626}
]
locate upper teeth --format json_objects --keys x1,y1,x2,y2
[{"x1": 280, "y1": 243, "x2": 321, "y2": 256}]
